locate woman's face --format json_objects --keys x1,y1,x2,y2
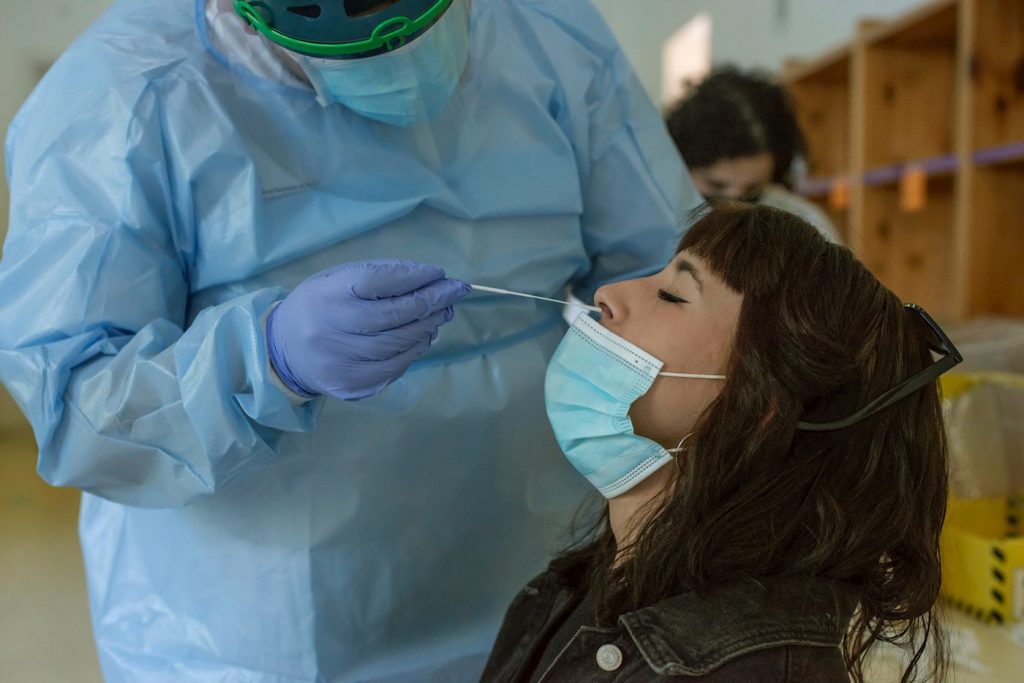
[
  {"x1": 691, "y1": 152, "x2": 774, "y2": 202},
  {"x1": 594, "y1": 251, "x2": 743, "y2": 449}
]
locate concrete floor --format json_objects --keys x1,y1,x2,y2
[{"x1": 0, "y1": 428, "x2": 103, "y2": 683}]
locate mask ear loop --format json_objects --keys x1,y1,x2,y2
[
  {"x1": 666, "y1": 433, "x2": 692, "y2": 473},
  {"x1": 665, "y1": 433, "x2": 692, "y2": 455}
]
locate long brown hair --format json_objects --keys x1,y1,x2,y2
[{"x1": 567, "y1": 204, "x2": 949, "y2": 682}]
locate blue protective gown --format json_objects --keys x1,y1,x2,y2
[{"x1": 0, "y1": 0, "x2": 698, "y2": 680}]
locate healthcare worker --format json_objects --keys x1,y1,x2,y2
[
  {"x1": 665, "y1": 66, "x2": 842, "y2": 243},
  {"x1": 0, "y1": 0, "x2": 699, "y2": 681}
]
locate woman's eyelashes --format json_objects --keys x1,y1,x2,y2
[{"x1": 657, "y1": 288, "x2": 689, "y2": 304}]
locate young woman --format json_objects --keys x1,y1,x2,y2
[
  {"x1": 481, "y1": 204, "x2": 955, "y2": 682},
  {"x1": 665, "y1": 67, "x2": 842, "y2": 244}
]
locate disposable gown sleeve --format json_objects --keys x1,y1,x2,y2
[
  {"x1": 0, "y1": 80, "x2": 317, "y2": 509},
  {"x1": 558, "y1": 5, "x2": 704, "y2": 302}
]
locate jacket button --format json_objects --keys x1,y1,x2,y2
[{"x1": 595, "y1": 643, "x2": 623, "y2": 671}]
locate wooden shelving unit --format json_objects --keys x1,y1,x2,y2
[
  {"x1": 963, "y1": 0, "x2": 1024, "y2": 318},
  {"x1": 787, "y1": 46, "x2": 853, "y2": 242},
  {"x1": 971, "y1": 0, "x2": 1024, "y2": 152},
  {"x1": 784, "y1": 0, "x2": 1024, "y2": 322}
]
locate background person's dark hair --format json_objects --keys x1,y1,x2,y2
[
  {"x1": 665, "y1": 67, "x2": 807, "y2": 189},
  {"x1": 562, "y1": 204, "x2": 949, "y2": 682}
]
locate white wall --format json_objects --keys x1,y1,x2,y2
[
  {"x1": 0, "y1": 0, "x2": 114, "y2": 237},
  {"x1": 589, "y1": 0, "x2": 924, "y2": 105}
]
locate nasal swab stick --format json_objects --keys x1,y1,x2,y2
[{"x1": 469, "y1": 285, "x2": 601, "y2": 313}]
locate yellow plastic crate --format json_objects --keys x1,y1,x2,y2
[
  {"x1": 940, "y1": 496, "x2": 1024, "y2": 623},
  {"x1": 939, "y1": 373, "x2": 1024, "y2": 624}
]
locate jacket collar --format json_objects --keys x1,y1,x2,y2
[{"x1": 618, "y1": 576, "x2": 858, "y2": 676}]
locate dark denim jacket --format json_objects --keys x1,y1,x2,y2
[{"x1": 481, "y1": 558, "x2": 857, "y2": 682}]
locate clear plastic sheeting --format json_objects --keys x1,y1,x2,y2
[
  {"x1": 944, "y1": 374, "x2": 1024, "y2": 500},
  {"x1": 949, "y1": 318, "x2": 1024, "y2": 374},
  {"x1": 944, "y1": 319, "x2": 1024, "y2": 500}
]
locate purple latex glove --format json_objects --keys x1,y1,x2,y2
[{"x1": 267, "y1": 259, "x2": 471, "y2": 400}]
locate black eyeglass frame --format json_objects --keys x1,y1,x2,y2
[{"x1": 797, "y1": 304, "x2": 963, "y2": 431}]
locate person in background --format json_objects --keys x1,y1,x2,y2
[
  {"x1": 482, "y1": 204, "x2": 955, "y2": 682},
  {"x1": 665, "y1": 67, "x2": 843, "y2": 244},
  {"x1": 0, "y1": 0, "x2": 701, "y2": 680}
]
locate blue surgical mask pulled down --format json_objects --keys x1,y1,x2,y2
[
  {"x1": 545, "y1": 313, "x2": 725, "y2": 498},
  {"x1": 293, "y1": 0, "x2": 471, "y2": 126}
]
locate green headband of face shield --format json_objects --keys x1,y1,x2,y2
[{"x1": 233, "y1": 0, "x2": 455, "y2": 58}]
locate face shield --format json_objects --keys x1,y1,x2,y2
[{"x1": 232, "y1": 0, "x2": 470, "y2": 125}]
